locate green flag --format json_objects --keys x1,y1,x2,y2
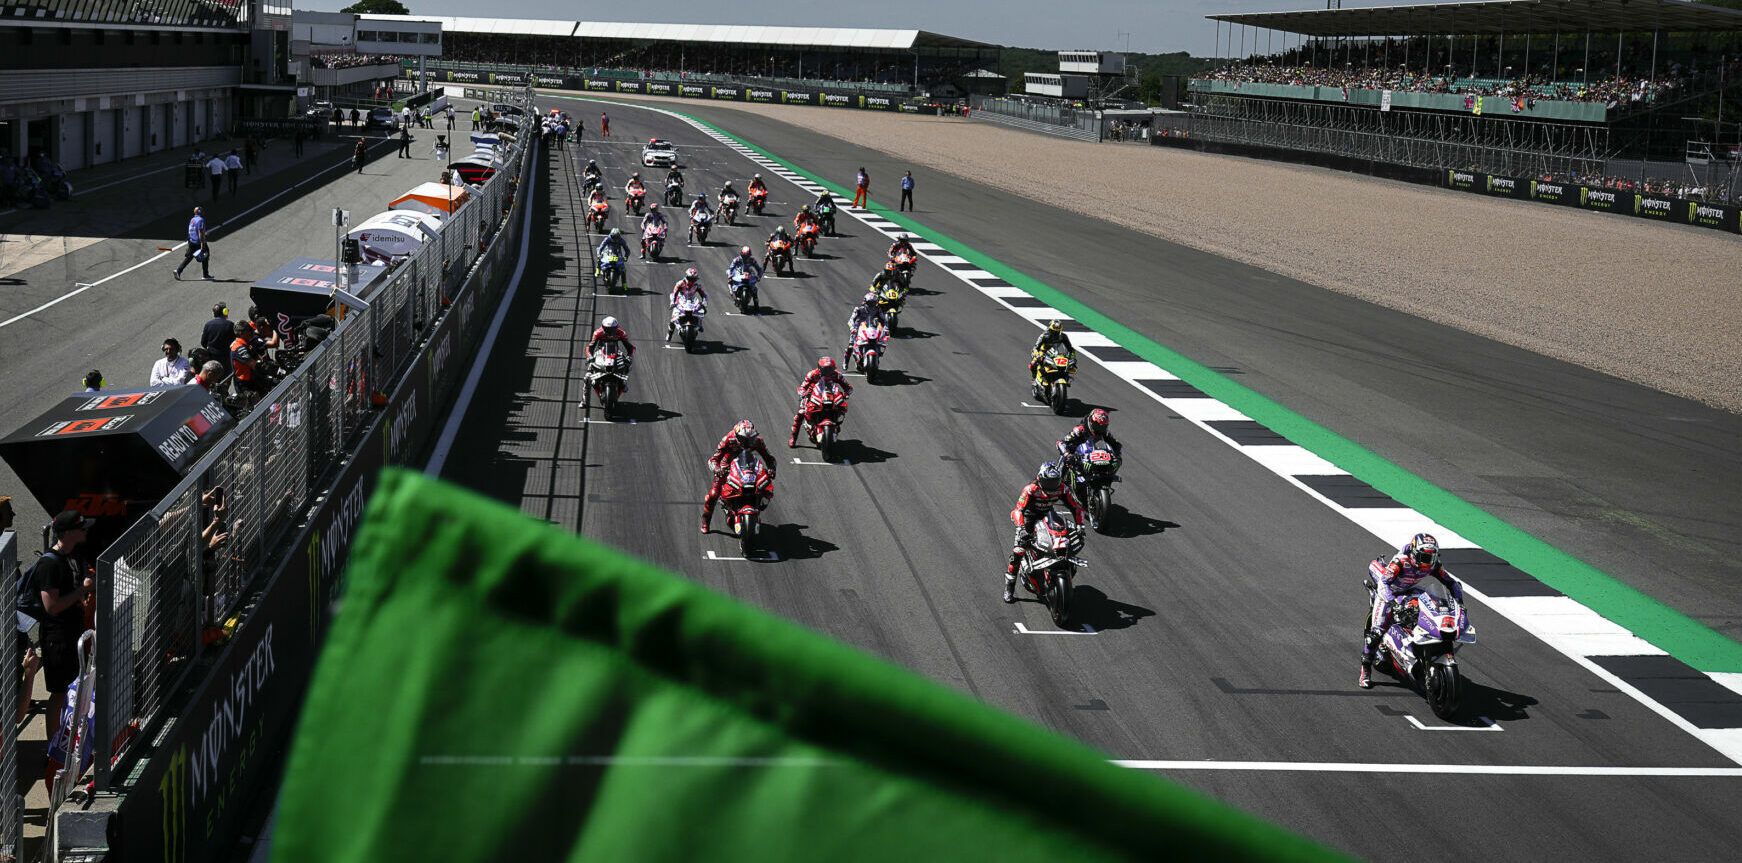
[{"x1": 273, "y1": 469, "x2": 1343, "y2": 862}]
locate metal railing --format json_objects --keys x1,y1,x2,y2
[
  {"x1": 969, "y1": 95, "x2": 1101, "y2": 142},
  {"x1": 89, "y1": 111, "x2": 532, "y2": 787},
  {"x1": 0, "y1": 532, "x2": 20, "y2": 863}
]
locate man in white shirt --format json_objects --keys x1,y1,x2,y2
[
  {"x1": 150, "y1": 338, "x2": 194, "y2": 387},
  {"x1": 223, "y1": 150, "x2": 244, "y2": 195},
  {"x1": 205, "y1": 153, "x2": 226, "y2": 201}
]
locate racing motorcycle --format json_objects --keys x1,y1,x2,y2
[
  {"x1": 798, "y1": 380, "x2": 849, "y2": 462},
  {"x1": 891, "y1": 249, "x2": 918, "y2": 289},
  {"x1": 719, "y1": 191, "x2": 740, "y2": 225},
  {"x1": 582, "y1": 172, "x2": 602, "y2": 195},
  {"x1": 815, "y1": 199, "x2": 837, "y2": 236},
  {"x1": 626, "y1": 185, "x2": 647, "y2": 216},
  {"x1": 673, "y1": 295, "x2": 706, "y2": 352},
  {"x1": 690, "y1": 209, "x2": 714, "y2": 245},
  {"x1": 765, "y1": 236, "x2": 794, "y2": 276},
  {"x1": 597, "y1": 248, "x2": 626, "y2": 293},
  {"x1": 588, "y1": 197, "x2": 611, "y2": 234},
  {"x1": 642, "y1": 222, "x2": 667, "y2": 260},
  {"x1": 721, "y1": 450, "x2": 774, "y2": 558},
  {"x1": 728, "y1": 268, "x2": 761, "y2": 314},
  {"x1": 874, "y1": 283, "x2": 906, "y2": 332},
  {"x1": 1014, "y1": 512, "x2": 1087, "y2": 627},
  {"x1": 848, "y1": 318, "x2": 889, "y2": 383},
  {"x1": 665, "y1": 178, "x2": 685, "y2": 207},
  {"x1": 1063, "y1": 439, "x2": 1121, "y2": 533},
  {"x1": 1363, "y1": 568, "x2": 1476, "y2": 721},
  {"x1": 796, "y1": 221, "x2": 821, "y2": 258},
  {"x1": 584, "y1": 342, "x2": 633, "y2": 419},
  {"x1": 748, "y1": 186, "x2": 768, "y2": 215},
  {"x1": 1031, "y1": 346, "x2": 1076, "y2": 415}
]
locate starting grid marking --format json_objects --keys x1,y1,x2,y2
[{"x1": 570, "y1": 96, "x2": 1742, "y2": 767}]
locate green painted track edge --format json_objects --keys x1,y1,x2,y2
[{"x1": 559, "y1": 92, "x2": 1742, "y2": 674}]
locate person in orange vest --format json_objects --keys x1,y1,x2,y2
[{"x1": 229, "y1": 321, "x2": 262, "y2": 394}]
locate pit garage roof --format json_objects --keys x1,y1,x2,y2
[
  {"x1": 1209, "y1": 0, "x2": 1742, "y2": 37},
  {"x1": 361, "y1": 14, "x2": 993, "y2": 50}
]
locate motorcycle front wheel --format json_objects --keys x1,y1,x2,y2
[
  {"x1": 1090, "y1": 487, "x2": 1111, "y2": 532},
  {"x1": 1426, "y1": 659, "x2": 1462, "y2": 720},
  {"x1": 1049, "y1": 383, "x2": 1068, "y2": 415},
  {"x1": 1048, "y1": 571, "x2": 1072, "y2": 627},
  {"x1": 739, "y1": 512, "x2": 757, "y2": 558}
]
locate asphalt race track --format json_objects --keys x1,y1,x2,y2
[{"x1": 432, "y1": 97, "x2": 1742, "y2": 859}]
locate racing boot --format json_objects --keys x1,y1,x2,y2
[
  {"x1": 700, "y1": 508, "x2": 712, "y2": 535},
  {"x1": 1357, "y1": 659, "x2": 1373, "y2": 689},
  {"x1": 1002, "y1": 573, "x2": 1017, "y2": 604}
]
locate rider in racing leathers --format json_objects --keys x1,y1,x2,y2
[
  {"x1": 639, "y1": 203, "x2": 667, "y2": 259},
  {"x1": 789, "y1": 357, "x2": 854, "y2": 446},
  {"x1": 702, "y1": 420, "x2": 776, "y2": 533},
  {"x1": 1056, "y1": 408, "x2": 1124, "y2": 460},
  {"x1": 624, "y1": 172, "x2": 647, "y2": 204},
  {"x1": 888, "y1": 234, "x2": 917, "y2": 261},
  {"x1": 1359, "y1": 533, "x2": 1474, "y2": 688},
  {"x1": 597, "y1": 228, "x2": 630, "y2": 270},
  {"x1": 1004, "y1": 462, "x2": 1086, "y2": 603},
  {"x1": 843, "y1": 292, "x2": 885, "y2": 364},
  {"x1": 667, "y1": 268, "x2": 707, "y2": 340},
  {"x1": 727, "y1": 245, "x2": 763, "y2": 282},
  {"x1": 1029, "y1": 319, "x2": 1076, "y2": 378},
  {"x1": 814, "y1": 190, "x2": 838, "y2": 234},
  {"x1": 763, "y1": 226, "x2": 792, "y2": 270},
  {"x1": 689, "y1": 193, "x2": 714, "y2": 241},
  {"x1": 793, "y1": 204, "x2": 819, "y2": 234}
]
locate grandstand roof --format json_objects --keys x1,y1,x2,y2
[
  {"x1": 359, "y1": 14, "x2": 994, "y2": 49},
  {"x1": 1209, "y1": 0, "x2": 1742, "y2": 37}
]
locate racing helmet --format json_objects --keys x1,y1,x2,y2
[
  {"x1": 739, "y1": 246, "x2": 753, "y2": 257},
  {"x1": 753, "y1": 172, "x2": 762, "y2": 180},
  {"x1": 776, "y1": 226, "x2": 788, "y2": 236},
  {"x1": 631, "y1": 172, "x2": 641, "y2": 179},
  {"x1": 609, "y1": 228, "x2": 621, "y2": 238},
  {"x1": 649, "y1": 202, "x2": 660, "y2": 211},
  {"x1": 817, "y1": 357, "x2": 836, "y2": 372},
  {"x1": 587, "y1": 159, "x2": 597, "y2": 168},
  {"x1": 1047, "y1": 319, "x2": 1064, "y2": 333},
  {"x1": 800, "y1": 204, "x2": 810, "y2": 213},
  {"x1": 863, "y1": 292, "x2": 877, "y2": 303},
  {"x1": 695, "y1": 193, "x2": 706, "y2": 203},
  {"x1": 1408, "y1": 534, "x2": 1440, "y2": 568},
  {"x1": 733, "y1": 420, "x2": 757, "y2": 443},
  {"x1": 685, "y1": 267, "x2": 698, "y2": 280},
  {"x1": 1087, "y1": 408, "x2": 1110, "y2": 436},
  {"x1": 601, "y1": 316, "x2": 619, "y2": 330},
  {"x1": 1036, "y1": 462, "x2": 1063, "y2": 492}
]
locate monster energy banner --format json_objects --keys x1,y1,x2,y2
[
  {"x1": 416, "y1": 66, "x2": 937, "y2": 114},
  {"x1": 1443, "y1": 168, "x2": 1741, "y2": 233},
  {"x1": 110, "y1": 138, "x2": 538, "y2": 863},
  {"x1": 269, "y1": 470, "x2": 1343, "y2": 862}
]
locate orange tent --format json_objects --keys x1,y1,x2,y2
[{"x1": 389, "y1": 183, "x2": 472, "y2": 217}]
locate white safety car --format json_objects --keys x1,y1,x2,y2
[{"x1": 642, "y1": 139, "x2": 678, "y2": 168}]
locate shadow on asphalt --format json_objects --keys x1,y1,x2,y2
[
  {"x1": 607, "y1": 401, "x2": 681, "y2": 423},
  {"x1": 1096, "y1": 506, "x2": 1175, "y2": 539},
  {"x1": 1070, "y1": 585, "x2": 1156, "y2": 632},
  {"x1": 832, "y1": 439, "x2": 897, "y2": 464},
  {"x1": 869, "y1": 369, "x2": 930, "y2": 388},
  {"x1": 760, "y1": 521, "x2": 839, "y2": 561}
]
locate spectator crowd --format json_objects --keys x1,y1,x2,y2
[{"x1": 312, "y1": 52, "x2": 402, "y2": 70}]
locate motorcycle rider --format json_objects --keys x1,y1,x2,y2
[
  {"x1": 1004, "y1": 462, "x2": 1086, "y2": 603},
  {"x1": 624, "y1": 171, "x2": 646, "y2": 201},
  {"x1": 888, "y1": 234, "x2": 917, "y2": 261},
  {"x1": 667, "y1": 267, "x2": 708, "y2": 340},
  {"x1": 870, "y1": 261, "x2": 904, "y2": 295},
  {"x1": 689, "y1": 193, "x2": 714, "y2": 241},
  {"x1": 702, "y1": 420, "x2": 776, "y2": 534},
  {"x1": 844, "y1": 292, "x2": 886, "y2": 364},
  {"x1": 639, "y1": 203, "x2": 667, "y2": 259},
  {"x1": 727, "y1": 245, "x2": 763, "y2": 283},
  {"x1": 1056, "y1": 408, "x2": 1123, "y2": 461},
  {"x1": 582, "y1": 159, "x2": 602, "y2": 188},
  {"x1": 586, "y1": 315, "x2": 635, "y2": 394},
  {"x1": 747, "y1": 172, "x2": 768, "y2": 206},
  {"x1": 763, "y1": 226, "x2": 792, "y2": 270},
  {"x1": 1359, "y1": 533, "x2": 1473, "y2": 688},
  {"x1": 789, "y1": 357, "x2": 854, "y2": 446},
  {"x1": 720, "y1": 180, "x2": 739, "y2": 205},
  {"x1": 793, "y1": 204, "x2": 819, "y2": 235},
  {"x1": 665, "y1": 165, "x2": 685, "y2": 203},
  {"x1": 1029, "y1": 319, "x2": 1076, "y2": 379},
  {"x1": 596, "y1": 228, "x2": 629, "y2": 272},
  {"x1": 814, "y1": 190, "x2": 838, "y2": 234}
]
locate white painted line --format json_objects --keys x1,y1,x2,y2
[
  {"x1": 1165, "y1": 399, "x2": 1251, "y2": 422},
  {"x1": 1013, "y1": 622, "x2": 1097, "y2": 635},
  {"x1": 1006, "y1": 305, "x2": 1064, "y2": 320},
  {"x1": 1066, "y1": 332, "x2": 1120, "y2": 348},
  {"x1": 1337, "y1": 509, "x2": 1478, "y2": 552},
  {"x1": 1406, "y1": 715, "x2": 1502, "y2": 732},
  {"x1": 703, "y1": 549, "x2": 782, "y2": 562},
  {"x1": 426, "y1": 139, "x2": 540, "y2": 475},
  {"x1": 790, "y1": 457, "x2": 846, "y2": 466},
  {"x1": 1093, "y1": 360, "x2": 1158, "y2": 377},
  {"x1": 1019, "y1": 402, "x2": 1055, "y2": 409},
  {"x1": 1112, "y1": 760, "x2": 1742, "y2": 777},
  {"x1": 1712, "y1": 672, "x2": 1742, "y2": 699},
  {"x1": 1237, "y1": 445, "x2": 1345, "y2": 479},
  {"x1": 975, "y1": 285, "x2": 1028, "y2": 298}
]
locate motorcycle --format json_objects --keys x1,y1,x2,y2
[
  {"x1": 1031, "y1": 346, "x2": 1076, "y2": 415},
  {"x1": 728, "y1": 268, "x2": 760, "y2": 314},
  {"x1": 588, "y1": 198, "x2": 611, "y2": 233},
  {"x1": 721, "y1": 450, "x2": 774, "y2": 558},
  {"x1": 1064, "y1": 440, "x2": 1121, "y2": 533},
  {"x1": 891, "y1": 250, "x2": 918, "y2": 289},
  {"x1": 765, "y1": 238, "x2": 794, "y2": 276},
  {"x1": 1015, "y1": 512, "x2": 1088, "y2": 627},
  {"x1": 848, "y1": 318, "x2": 889, "y2": 383},
  {"x1": 582, "y1": 172, "x2": 602, "y2": 194},
  {"x1": 665, "y1": 178, "x2": 685, "y2": 207},
  {"x1": 874, "y1": 283, "x2": 906, "y2": 332},
  {"x1": 1363, "y1": 568, "x2": 1476, "y2": 720},
  {"x1": 815, "y1": 200, "x2": 837, "y2": 236},
  {"x1": 642, "y1": 222, "x2": 667, "y2": 260},
  {"x1": 690, "y1": 209, "x2": 713, "y2": 245},
  {"x1": 748, "y1": 186, "x2": 768, "y2": 214},
  {"x1": 799, "y1": 380, "x2": 849, "y2": 462},
  {"x1": 626, "y1": 186, "x2": 646, "y2": 216},
  {"x1": 584, "y1": 342, "x2": 633, "y2": 418},
  {"x1": 719, "y1": 191, "x2": 740, "y2": 225},
  {"x1": 673, "y1": 295, "x2": 706, "y2": 352},
  {"x1": 597, "y1": 249, "x2": 626, "y2": 292},
  {"x1": 796, "y1": 222, "x2": 821, "y2": 258}
]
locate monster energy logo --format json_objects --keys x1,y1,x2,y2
[{"x1": 159, "y1": 745, "x2": 189, "y2": 863}]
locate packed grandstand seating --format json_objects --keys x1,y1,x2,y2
[
  {"x1": 439, "y1": 32, "x2": 974, "y2": 91},
  {"x1": 1539, "y1": 172, "x2": 1731, "y2": 202},
  {"x1": 1196, "y1": 37, "x2": 1742, "y2": 110},
  {"x1": 313, "y1": 53, "x2": 402, "y2": 70}
]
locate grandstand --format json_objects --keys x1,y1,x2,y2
[
  {"x1": 361, "y1": 14, "x2": 999, "y2": 94},
  {"x1": 1187, "y1": 0, "x2": 1742, "y2": 196}
]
